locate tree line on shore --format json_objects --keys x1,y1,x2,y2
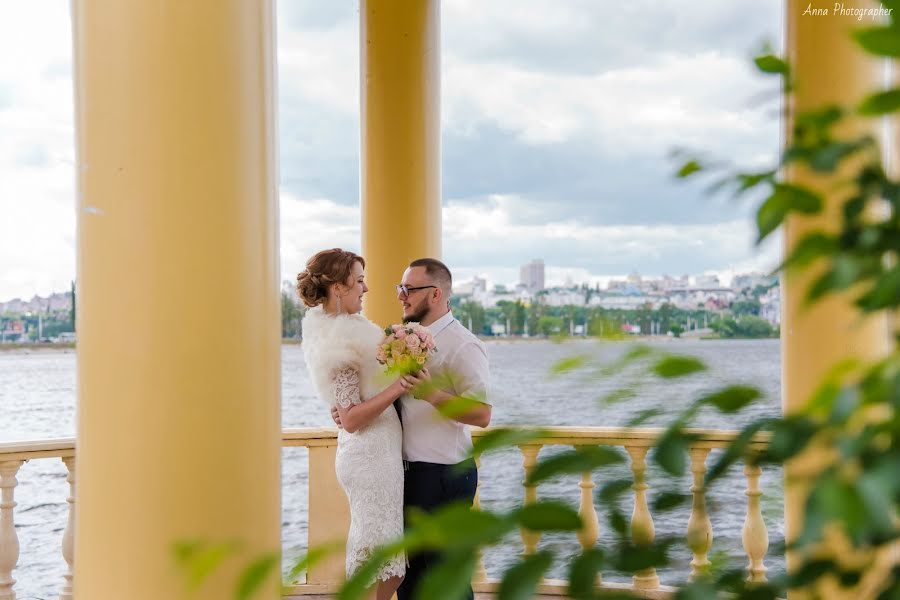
[{"x1": 280, "y1": 289, "x2": 779, "y2": 340}]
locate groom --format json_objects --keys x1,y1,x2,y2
[
  {"x1": 332, "y1": 257, "x2": 491, "y2": 599},
  {"x1": 395, "y1": 258, "x2": 491, "y2": 600}
]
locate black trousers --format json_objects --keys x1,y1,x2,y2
[{"x1": 396, "y1": 459, "x2": 478, "y2": 600}]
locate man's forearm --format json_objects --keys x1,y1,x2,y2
[{"x1": 428, "y1": 390, "x2": 492, "y2": 427}]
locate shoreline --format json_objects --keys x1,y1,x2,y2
[{"x1": 0, "y1": 335, "x2": 778, "y2": 353}]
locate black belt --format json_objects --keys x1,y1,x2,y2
[{"x1": 403, "y1": 458, "x2": 476, "y2": 472}]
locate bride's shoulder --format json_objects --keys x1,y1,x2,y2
[{"x1": 302, "y1": 307, "x2": 383, "y2": 343}]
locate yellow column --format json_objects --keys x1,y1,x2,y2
[
  {"x1": 360, "y1": 0, "x2": 442, "y2": 327},
  {"x1": 783, "y1": 1, "x2": 890, "y2": 596},
  {"x1": 72, "y1": 1, "x2": 281, "y2": 598}
]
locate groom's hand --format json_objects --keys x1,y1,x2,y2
[
  {"x1": 403, "y1": 368, "x2": 435, "y2": 403},
  {"x1": 331, "y1": 405, "x2": 343, "y2": 429}
]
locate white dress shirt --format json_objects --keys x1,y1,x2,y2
[{"x1": 399, "y1": 310, "x2": 490, "y2": 464}]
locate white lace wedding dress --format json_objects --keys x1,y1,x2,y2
[{"x1": 301, "y1": 306, "x2": 405, "y2": 581}]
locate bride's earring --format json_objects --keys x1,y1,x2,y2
[{"x1": 337, "y1": 294, "x2": 342, "y2": 314}]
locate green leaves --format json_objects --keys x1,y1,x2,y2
[
  {"x1": 756, "y1": 184, "x2": 823, "y2": 242},
  {"x1": 173, "y1": 539, "x2": 279, "y2": 600},
  {"x1": 677, "y1": 160, "x2": 703, "y2": 178},
  {"x1": 498, "y1": 551, "x2": 554, "y2": 600},
  {"x1": 173, "y1": 540, "x2": 240, "y2": 591},
  {"x1": 854, "y1": 26, "x2": 900, "y2": 57},
  {"x1": 515, "y1": 501, "x2": 583, "y2": 532},
  {"x1": 470, "y1": 427, "x2": 549, "y2": 459},
  {"x1": 779, "y1": 232, "x2": 836, "y2": 272},
  {"x1": 567, "y1": 549, "x2": 604, "y2": 600},
  {"x1": 284, "y1": 541, "x2": 343, "y2": 583},
  {"x1": 408, "y1": 503, "x2": 517, "y2": 549},
  {"x1": 415, "y1": 551, "x2": 478, "y2": 600},
  {"x1": 754, "y1": 53, "x2": 789, "y2": 75},
  {"x1": 526, "y1": 446, "x2": 625, "y2": 485},
  {"x1": 858, "y1": 88, "x2": 900, "y2": 116},
  {"x1": 651, "y1": 355, "x2": 706, "y2": 378},
  {"x1": 550, "y1": 354, "x2": 590, "y2": 375},
  {"x1": 701, "y1": 385, "x2": 762, "y2": 414},
  {"x1": 235, "y1": 553, "x2": 279, "y2": 600},
  {"x1": 652, "y1": 426, "x2": 693, "y2": 476}
]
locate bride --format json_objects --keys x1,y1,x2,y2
[{"x1": 297, "y1": 248, "x2": 408, "y2": 600}]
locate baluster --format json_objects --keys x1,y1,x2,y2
[
  {"x1": 577, "y1": 465, "x2": 601, "y2": 585},
  {"x1": 472, "y1": 455, "x2": 487, "y2": 583},
  {"x1": 626, "y1": 446, "x2": 659, "y2": 589},
  {"x1": 518, "y1": 445, "x2": 541, "y2": 556},
  {"x1": 59, "y1": 457, "x2": 76, "y2": 600},
  {"x1": 0, "y1": 460, "x2": 24, "y2": 600},
  {"x1": 742, "y1": 462, "x2": 768, "y2": 583},
  {"x1": 686, "y1": 448, "x2": 713, "y2": 580}
]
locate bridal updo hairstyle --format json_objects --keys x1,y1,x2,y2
[{"x1": 296, "y1": 248, "x2": 366, "y2": 308}]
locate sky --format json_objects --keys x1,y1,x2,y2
[{"x1": 0, "y1": 0, "x2": 784, "y2": 301}]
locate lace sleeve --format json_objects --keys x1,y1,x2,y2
[{"x1": 333, "y1": 367, "x2": 363, "y2": 408}]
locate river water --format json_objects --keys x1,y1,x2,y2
[{"x1": 1, "y1": 338, "x2": 783, "y2": 599}]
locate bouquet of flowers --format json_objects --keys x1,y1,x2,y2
[{"x1": 376, "y1": 322, "x2": 437, "y2": 375}]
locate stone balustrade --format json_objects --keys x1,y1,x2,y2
[{"x1": 0, "y1": 427, "x2": 772, "y2": 599}]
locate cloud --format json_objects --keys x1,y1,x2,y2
[
  {"x1": 442, "y1": 0, "x2": 782, "y2": 75},
  {"x1": 0, "y1": 0, "x2": 784, "y2": 300},
  {"x1": 442, "y1": 195, "x2": 780, "y2": 285},
  {"x1": 279, "y1": 192, "x2": 361, "y2": 283}
]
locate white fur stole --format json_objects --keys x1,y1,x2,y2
[{"x1": 301, "y1": 306, "x2": 387, "y2": 406}]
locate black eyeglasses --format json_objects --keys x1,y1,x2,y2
[{"x1": 396, "y1": 284, "x2": 437, "y2": 296}]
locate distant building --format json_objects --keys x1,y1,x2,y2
[
  {"x1": 0, "y1": 320, "x2": 25, "y2": 343},
  {"x1": 453, "y1": 276, "x2": 488, "y2": 298},
  {"x1": 544, "y1": 289, "x2": 586, "y2": 307},
  {"x1": 694, "y1": 274, "x2": 721, "y2": 288},
  {"x1": 519, "y1": 259, "x2": 545, "y2": 292},
  {"x1": 760, "y1": 286, "x2": 781, "y2": 326},
  {"x1": 732, "y1": 272, "x2": 778, "y2": 292}
]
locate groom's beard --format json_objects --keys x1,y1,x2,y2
[{"x1": 403, "y1": 301, "x2": 429, "y2": 324}]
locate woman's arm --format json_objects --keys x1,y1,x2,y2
[{"x1": 333, "y1": 367, "x2": 408, "y2": 433}]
